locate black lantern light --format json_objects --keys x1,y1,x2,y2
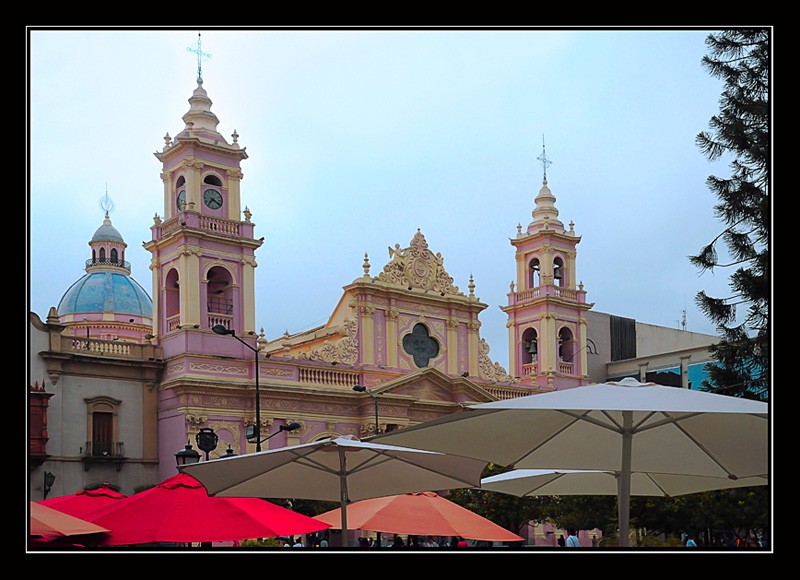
[
  {"x1": 43, "y1": 471, "x2": 56, "y2": 500},
  {"x1": 175, "y1": 440, "x2": 201, "y2": 467},
  {"x1": 196, "y1": 427, "x2": 219, "y2": 461}
]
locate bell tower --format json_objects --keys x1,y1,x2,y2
[
  {"x1": 143, "y1": 38, "x2": 263, "y2": 359},
  {"x1": 502, "y1": 141, "x2": 592, "y2": 391},
  {"x1": 144, "y1": 35, "x2": 265, "y2": 480}
]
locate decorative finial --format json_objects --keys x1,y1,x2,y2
[
  {"x1": 468, "y1": 274, "x2": 475, "y2": 296},
  {"x1": 536, "y1": 134, "x2": 552, "y2": 181},
  {"x1": 510, "y1": 280, "x2": 515, "y2": 292},
  {"x1": 516, "y1": 223, "x2": 522, "y2": 236},
  {"x1": 243, "y1": 206, "x2": 252, "y2": 222},
  {"x1": 232, "y1": 130, "x2": 239, "y2": 144},
  {"x1": 163, "y1": 133, "x2": 172, "y2": 149},
  {"x1": 363, "y1": 252, "x2": 371, "y2": 277},
  {"x1": 99, "y1": 185, "x2": 114, "y2": 218},
  {"x1": 187, "y1": 32, "x2": 212, "y2": 80}
]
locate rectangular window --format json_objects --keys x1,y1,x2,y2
[
  {"x1": 92, "y1": 412, "x2": 113, "y2": 456},
  {"x1": 610, "y1": 315, "x2": 636, "y2": 361}
]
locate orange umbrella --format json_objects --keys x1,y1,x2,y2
[
  {"x1": 30, "y1": 501, "x2": 110, "y2": 540},
  {"x1": 314, "y1": 492, "x2": 524, "y2": 542}
]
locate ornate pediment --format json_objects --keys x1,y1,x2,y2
[
  {"x1": 377, "y1": 230, "x2": 462, "y2": 296},
  {"x1": 303, "y1": 318, "x2": 359, "y2": 365}
]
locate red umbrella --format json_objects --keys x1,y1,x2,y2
[
  {"x1": 39, "y1": 483, "x2": 127, "y2": 519},
  {"x1": 30, "y1": 501, "x2": 110, "y2": 541},
  {"x1": 314, "y1": 492, "x2": 524, "y2": 542},
  {"x1": 83, "y1": 473, "x2": 330, "y2": 546}
]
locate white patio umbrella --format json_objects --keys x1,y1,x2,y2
[
  {"x1": 374, "y1": 378, "x2": 769, "y2": 546},
  {"x1": 482, "y1": 468, "x2": 768, "y2": 498},
  {"x1": 181, "y1": 435, "x2": 487, "y2": 545}
]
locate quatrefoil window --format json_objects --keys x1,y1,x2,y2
[{"x1": 402, "y1": 323, "x2": 440, "y2": 368}]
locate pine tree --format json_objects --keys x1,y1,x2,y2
[{"x1": 691, "y1": 29, "x2": 770, "y2": 401}]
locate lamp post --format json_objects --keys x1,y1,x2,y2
[
  {"x1": 220, "y1": 444, "x2": 238, "y2": 458},
  {"x1": 43, "y1": 471, "x2": 55, "y2": 500},
  {"x1": 353, "y1": 385, "x2": 379, "y2": 435},
  {"x1": 263, "y1": 421, "x2": 301, "y2": 443},
  {"x1": 196, "y1": 427, "x2": 219, "y2": 461},
  {"x1": 175, "y1": 441, "x2": 201, "y2": 467},
  {"x1": 212, "y1": 324, "x2": 264, "y2": 451}
]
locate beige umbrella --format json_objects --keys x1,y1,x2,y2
[
  {"x1": 30, "y1": 501, "x2": 110, "y2": 542},
  {"x1": 181, "y1": 435, "x2": 487, "y2": 545},
  {"x1": 374, "y1": 378, "x2": 769, "y2": 546},
  {"x1": 482, "y1": 468, "x2": 768, "y2": 497}
]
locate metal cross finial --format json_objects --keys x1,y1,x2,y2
[
  {"x1": 100, "y1": 184, "x2": 115, "y2": 218},
  {"x1": 537, "y1": 134, "x2": 552, "y2": 181},
  {"x1": 187, "y1": 33, "x2": 212, "y2": 80}
]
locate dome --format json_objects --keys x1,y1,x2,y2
[
  {"x1": 91, "y1": 218, "x2": 125, "y2": 243},
  {"x1": 58, "y1": 271, "x2": 153, "y2": 317}
]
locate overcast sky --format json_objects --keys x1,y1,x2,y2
[{"x1": 28, "y1": 27, "x2": 738, "y2": 369}]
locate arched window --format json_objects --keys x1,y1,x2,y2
[
  {"x1": 553, "y1": 257, "x2": 565, "y2": 287},
  {"x1": 206, "y1": 266, "x2": 234, "y2": 319},
  {"x1": 558, "y1": 327, "x2": 575, "y2": 362},
  {"x1": 529, "y1": 258, "x2": 541, "y2": 288},
  {"x1": 522, "y1": 328, "x2": 538, "y2": 364},
  {"x1": 165, "y1": 268, "x2": 180, "y2": 332},
  {"x1": 110, "y1": 248, "x2": 118, "y2": 264},
  {"x1": 99, "y1": 247, "x2": 106, "y2": 262}
]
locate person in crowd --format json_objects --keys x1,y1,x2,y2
[
  {"x1": 566, "y1": 529, "x2": 581, "y2": 547},
  {"x1": 557, "y1": 534, "x2": 566, "y2": 547},
  {"x1": 391, "y1": 534, "x2": 405, "y2": 548}
]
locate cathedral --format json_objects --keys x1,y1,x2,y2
[{"x1": 28, "y1": 64, "x2": 720, "y2": 505}]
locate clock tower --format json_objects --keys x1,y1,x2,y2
[{"x1": 144, "y1": 63, "x2": 263, "y2": 479}]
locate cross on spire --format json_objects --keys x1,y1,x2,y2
[
  {"x1": 537, "y1": 134, "x2": 552, "y2": 181},
  {"x1": 100, "y1": 184, "x2": 115, "y2": 218},
  {"x1": 187, "y1": 32, "x2": 212, "y2": 80}
]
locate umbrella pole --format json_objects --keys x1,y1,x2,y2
[
  {"x1": 618, "y1": 411, "x2": 633, "y2": 548},
  {"x1": 338, "y1": 447, "x2": 349, "y2": 547}
]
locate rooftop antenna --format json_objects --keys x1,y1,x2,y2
[
  {"x1": 187, "y1": 32, "x2": 212, "y2": 80},
  {"x1": 536, "y1": 134, "x2": 552, "y2": 181},
  {"x1": 99, "y1": 184, "x2": 114, "y2": 218}
]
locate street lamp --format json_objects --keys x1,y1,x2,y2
[
  {"x1": 261, "y1": 421, "x2": 301, "y2": 444},
  {"x1": 175, "y1": 441, "x2": 201, "y2": 467},
  {"x1": 43, "y1": 471, "x2": 55, "y2": 500},
  {"x1": 353, "y1": 385, "x2": 379, "y2": 435},
  {"x1": 220, "y1": 444, "x2": 238, "y2": 459},
  {"x1": 196, "y1": 427, "x2": 219, "y2": 461},
  {"x1": 212, "y1": 324, "x2": 264, "y2": 451}
]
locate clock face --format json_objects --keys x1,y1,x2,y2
[
  {"x1": 203, "y1": 188, "x2": 223, "y2": 209},
  {"x1": 176, "y1": 189, "x2": 186, "y2": 210}
]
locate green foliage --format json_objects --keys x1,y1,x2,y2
[
  {"x1": 692, "y1": 28, "x2": 770, "y2": 401},
  {"x1": 239, "y1": 537, "x2": 283, "y2": 547},
  {"x1": 273, "y1": 498, "x2": 339, "y2": 517}
]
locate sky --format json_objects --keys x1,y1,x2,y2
[{"x1": 27, "y1": 26, "x2": 739, "y2": 370}]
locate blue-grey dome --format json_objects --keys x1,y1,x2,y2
[
  {"x1": 58, "y1": 271, "x2": 153, "y2": 317},
  {"x1": 91, "y1": 221, "x2": 125, "y2": 243}
]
